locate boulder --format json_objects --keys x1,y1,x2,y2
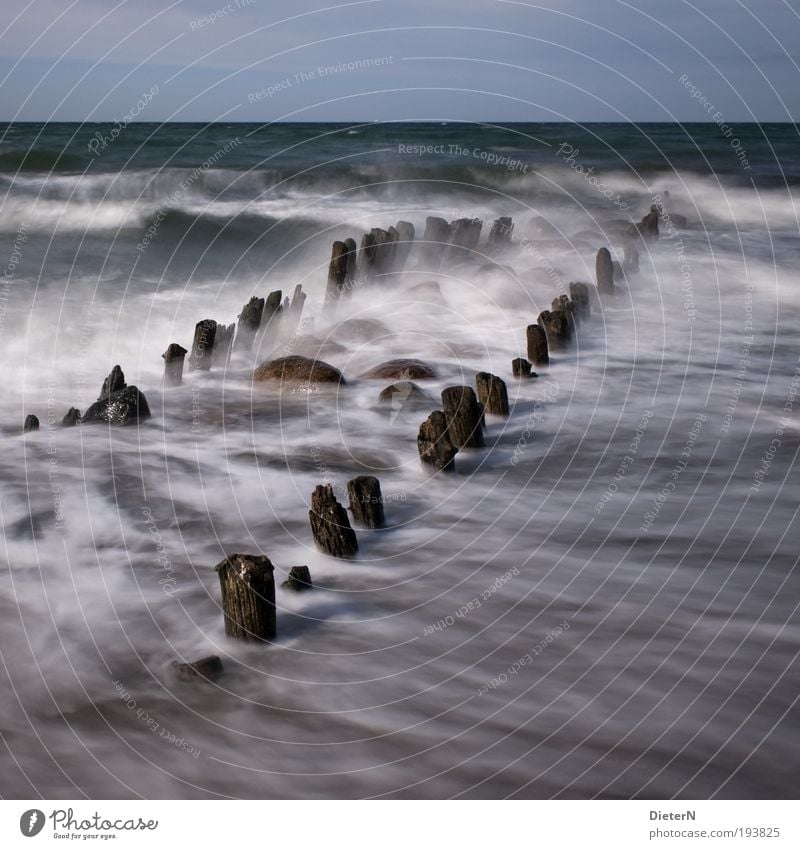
[
  {"x1": 81, "y1": 386, "x2": 151, "y2": 426},
  {"x1": 361, "y1": 358, "x2": 437, "y2": 380},
  {"x1": 253, "y1": 355, "x2": 345, "y2": 387}
]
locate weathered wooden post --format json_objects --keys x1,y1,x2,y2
[
  {"x1": 234, "y1": 296, "x2": 265, "y2": 353},
  {"x1": 417, "y1": 410, "x2": 457, "y2": 472},
  {"x1": 190, "y1": 319, "x2": 217, "y2": 371},
  {"x1": 526, "y1": 324, "x2": 549, "y2": 366},
  {"x1": 538, "y1": 310, "x2": 571, "y2": 351},
  {"x1": 23, "y1": 414, "x2": 39, "y2": 433},
  {"x1": 326, "y1": 240, "x2": 351, "y2": 304},
  {"x1": 475, "y1": 372, "x2": 510, "y2": 416},
  {"x1": 393, "y1": 221, "x2": 415, "y2": 272},
  {"x1": 552, "y1": 294, "x2": 578, "y2": 330},
  {"x1": 212, "y1": 324, "x2": 235, "y2": 368},
  {"x1": 512, "y1": 357, "x2": 532, "y2": 378},
  {"x1": 446, "y1": 217, "x2": 482, "y2": 263},
  {"x1": 569, "y1": 282, "x2": 591, "y2": 319},
  {"x1": 282, "y1": 565, "x2": 313, "y2": 591},
  {"x1": 488, "y1": 217, "x2": 513, "y2": 252},
  {"x1": 215, "y1": 553, "x2": 276, "y2": 642},
  {"x1": 162, "y1": 343, "x2": 188, "y2": 387},
  {"x1": 309, "y1": 484, "x2": 359, "y2": 557},
  {"x1": 347, "y1": 476, "x2": 386, "y2": 528},
  {"x1": 442, "y1": 386, "x2": 485, "y2": 449},
  {"x1": 420, "y1": 216, "x2": 451, "y2": 269},
  {"x1": 596, "y1": 247, "x2": 615, "y2": 295},
  {"x1": 637, "y1": 206, "x2": 660, "y2": 241}
]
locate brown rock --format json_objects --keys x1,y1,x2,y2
[{"x1": 361, "y1": 359, "x2": 437, "y2": 380}]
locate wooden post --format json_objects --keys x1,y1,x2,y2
[
  {"x1": 420, "y1": 216, "x2": 451, "y2": 269},
  {"x1": 347, "y1": 476, "x2": 386, "y2": 529},
  {"x1": 512, "y1": 357, "x2": 532, "y2": 378},
  {"x1": 282, "y1": 565, "x2": 313, "y2": 591},
  {"x1": 162, "y1": 343, "x2": 188, "y2": 387},
  {"x1": 552, "y1": 294, "x2": 578, "y2": 330},
  {"x1": 309, "y1": 484, "x2": 359, "y2": 558},
  {"x1": 637, "y1": 206, "x2": 660, "y2": 241},
  {"x1": 215, "y1": 553, "x2": 276, "y2": 642},
  {"x1": 393, "y1": 221, "x2": 415, "y2": 272},
  {"x1": 538, "y1": 309, "x2": 571, "y2": 351},
  {"x1": 190, "y1": 319, "x2": 217, "y2": 371},
  {"x1": 446, "y1": 217, "x2": 482, "y2": 263},
  {"x1": 23, "y1": 414, "x2": 39, "y2": 433},
  {"x1": 596, "y1": 247, "x2": 615, "y2": 295},
  {"x1": 213, "y1": 324, "x2": 235, "y2": 368},
  {"x1": 326, "y1": 240, "x2": 350, "y2": 304},
  {"x1": 441, "y1": 386, "x2": 485, "y2": 449},
  {"x1": 569, "y1": 282, "x2": 591, "y2": 319},
  {"x1": 234, "y1": 296, "x2": 265, "y2": 353},
  {"x1": 487, "y1": 217, "x2": 513, "y2": 252},
  {"x1": 417, "y1": 410, "x2": 457, "y2": 472},
  {"x1": 475, "y1": 372, "x2": 509, "y2": 416},
  {"x1": 526, "y1": 324, "x2": 549, "y2": 366}
]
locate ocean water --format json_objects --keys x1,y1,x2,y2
[{"x1": 0, "y1": 121, "x2": 798, "y2": 799}]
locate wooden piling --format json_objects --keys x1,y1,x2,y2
[
  {"x1": 190, "y1": 319, "x2": 217, "y2": 371},
  {"x1": 596, "y1": 248, "x2": 615, "y2": 295},
  {"x1": 417, "y1": 410, "x2": 457, "y2": 472},
  {"x1": 569, "y1": 282, "x2": 591, "y2": 319},
  {"x1": 234, "y1": 296, "x2": 265, "y2": 353},
  {"x1": 488, "y1": 217, "x2": 514, "y2": 252},
  {"x1": 420, "y1": 216, "x2": 451, "y2": 269},
  {"x1": 393, "y1": 221, "x2": 415, "y2": 272},
  {"x1": 309, "y1": 484, "x2": 359, "y2": 558},
  {"x1": 623, "y1": 242, "x2": 639, "y2": 273},
  {"x1": 347, "y1": 476, "x2": 386, "y2": 529},
  {"x1": 215, "y1": 553, "x2": 276, "y2": 642},
  {"x1": 442, "y1": 386, "x2": 485, "y2": 449},
  {"x1": 512, "y1": 357, "x2": 532, "y2": 378},
  {"x1": 526, "y1": 324, "x2": 549, "y2": 366},
  {"x1": 538, "y1": 309, "x2": 571, "y2": 351},
  {"x1": 475, "y1": 372, "x2": 510, "y2": 417},
  {"x1": 162, "y1": 343, "x2": 188, "y2": 387},
  {"x1": 212, "y1": 324, "x2": 235, "y2": 368}
]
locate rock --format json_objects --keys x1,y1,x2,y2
[
  {"x1": 23, "y1": 414, "x2": 39, "y2": 433},
  {"x1": 80, "y1": 386, "x2": 151, "y2": 426},
  {"x1": 361, "y1": 359, "x2": 437, "y2": 380},
  {"x1": 173, "y1": 655, "x2": 224, "y2": 682},
  {"x1": 512, "y1": 358, "x2": 532, "y2": 378},
  {"x1": 62, "y1": 408, "x2": 81, "y2": 427},
  {"x1": 331, "y1": 318, "x2": 389, "y2": 342},
  {"x1": 407, "y1": 280, "x2": 445, "y2": 303},
  {"x1": 253, "y1": 355, "x2": 345, "y2": 387},
  {"x1": 378, "y1": 381, "x2": 430, "y2": 411},
  {"x1": 282, "y1": 565, "x2": 313, "y2": 592}
]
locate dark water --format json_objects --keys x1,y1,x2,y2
[{"x1": 0, "y1": 122, "x2": 798, "y2": 799}]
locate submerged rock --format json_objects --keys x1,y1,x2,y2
[
  {"x1": 330, "y1": 318, "x2": 389, "y2": 342},
  {"x1": 81, "y1": 386, "x2": 151, "y2": 426},
  {"x1": 378, "y1": 381, "x2": 431, "y2": 410},
  {"x1": 361, "y1": 358, "x2": 437, "y2": 380},
  {"x1": 62, "y1": 408, "x2": 81, "y2": 427},
  {"x1": 23, "y1": 414, "x2": 39, "y2": 433},
  {"x1": 253, "y1": 355, "x2": 345, "y2": 387},
  {"x1": 282, "y1": 565, "x2": 313, "y2": 592}
]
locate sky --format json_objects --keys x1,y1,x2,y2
[{"x1": 0, "y1": 0, "x2": 798, "y2": 122}]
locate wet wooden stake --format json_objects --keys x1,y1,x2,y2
[
  {"x1": 215, "y1": 553, "x2": 276, "y2": 642},
  {"x1": 234, "y1": 296, "x2": 265, "y2": 353},
  {"x1": 441, "y1": 386, "x2": 485, "y2": 449},
  {"x1": 190, "y1": 319, "x2": 217, "y2": 371},
  {"x1": 487, "y1": 217, "x2": 514, "y2": 252},
  {"x1": 213, "y1": 324, "x2": 235, "y2": 368},
  {"x1": 623, "y1": 242, "x2": 639, "y2": 273},
  {"x1": 538, "y1": 309, "x2": 571, "y2": 351},
  {"x1": 596, "y1": 247, "x2": 615, "y2": 295},
  {"x1": 393, "y1": 221, "x2": 415, "y2": 272},
  {"x1": 512, "y1": 357, "x2": 532, "y2": 378},
  {"x1": 309, "y1": 484, "x2": 359, "y2": 558},
  {"x1": 420, "y1": 216, "x2": 451, "y2": 269},
  {"x1": 162, "y1": 343, "x2": 188, "y2": 387},
  {"x1": 569, "y1": 282, "x2": 591, "y2": 319},
  {"x1": 326, "y1": 240, "x2": 351, "y2": 304},
  {"x1": 347, "y1": 476, "x2": 386, "y2": 529},
  {"x1": 475, "y1": 372, "x2": 510, "y2": 416},
  {"x1": 526, "y1": 323, "x2": 549, "y2": 366},
  {"x1": 417, "y1": 410, "x2": 457, "y2": 472}
]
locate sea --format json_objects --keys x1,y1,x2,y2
[{"x1": 0, "y1": 121, "x2": 798, "y2": 798}]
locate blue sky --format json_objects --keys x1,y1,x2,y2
[{"x1": 1, "y1": 0, "x2": 798, "y2": 122}]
